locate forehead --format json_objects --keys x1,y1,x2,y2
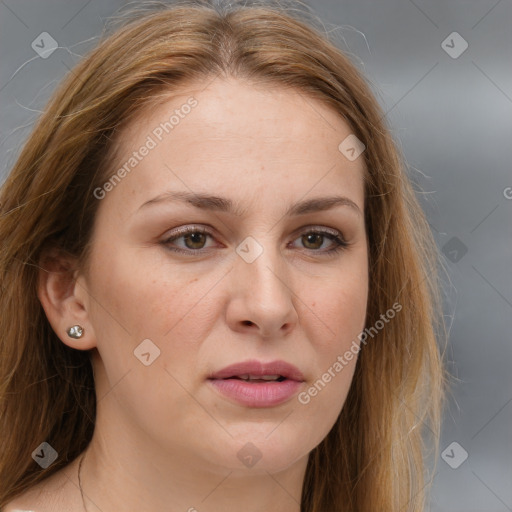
[{"x1": 103, "y1": 77, "x2": 366, "y2": 216}]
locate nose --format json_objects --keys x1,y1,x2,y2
[{"x1": 225, "y1": 242, "x2": 299, "y2": 339}]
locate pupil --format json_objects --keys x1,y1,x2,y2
[
  {"x1": 185, "y1": 232, "x2": 206, "y2": 249},
  {"x1": 303, "y1": 233, "x2": 322, "y2": 249}
]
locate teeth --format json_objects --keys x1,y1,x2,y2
[{"x1": 237, "y1": 374, "x2": 281, "y2": 381}]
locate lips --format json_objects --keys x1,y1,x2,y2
[
  {"x1": 208, "y1": 360, "x2": 305, "y2": 382},
  {"x1": 207, "y1": 360, "x2": 304, "y2": 408}
]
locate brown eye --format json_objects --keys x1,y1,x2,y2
[
  {"x1": 161, "y1": 226, "x2": 215, "y2": 254},
  {"x1": 301, "y1": 233, "x2": 324, "y2": 250},
  {"x1": 182, "y1": 232, "x2": 208, "y2": 249},
  {"x1": 290, "y1": 228, "x2": 348, "y2": 255}
]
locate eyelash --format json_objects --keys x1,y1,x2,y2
[{"x1": 160, "y1": 225, "x2": 349, "y2": 256}]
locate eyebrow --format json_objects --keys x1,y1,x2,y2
[{"x1": 138, "y1": 190, "x2": 362, "y2": 217}]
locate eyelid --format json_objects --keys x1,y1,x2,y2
[
  {"x1": 163, "y1": 224, "x2": 212, "y2": 238},
  {"x1": 292, "y1": 224, "x2": 342, "y2": 239}
]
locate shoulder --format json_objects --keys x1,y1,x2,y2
[{"x1": 3, "y1": 463, "x2": 79, "y2": 512}]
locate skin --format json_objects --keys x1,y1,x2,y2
[{"x1": 8, "y1": 77, "x2": 368, "y2": 511}]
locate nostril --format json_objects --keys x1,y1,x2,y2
[{"x1": 242, "y1": 320, "x2": 254, "y2": 326}]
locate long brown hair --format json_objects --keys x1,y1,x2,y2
[{"x1": 0, "y1": 1, "x2": 448, "y2": 509}]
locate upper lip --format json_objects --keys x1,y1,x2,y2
[{"x1": 208, "y1": 359, "x2": 305, "y2": 382}]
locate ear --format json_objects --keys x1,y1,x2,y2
[{"x1": 37, "y1": 247, "x2": 97, "y2": 351}]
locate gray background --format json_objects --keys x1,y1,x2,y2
[{"x1": 1, "y1": 1, "x2": 511, "y2": 510}]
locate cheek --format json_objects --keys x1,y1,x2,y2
[
  {"x1": 304, "y1": 264, "x2": 368, "y2": 350},
  {"x1": 85, "y1": 245, "x2": 225, "y2": 381},
  {"x1": 84, "y1": 247, "x2": 221, "y2": 425},
  {"x1": 297, "y1": 265, "x2": 367, "y2": 410},
  {"x1": 88, "y1": 246, "x2": 202, "y2": 335},
  {"x1": 295, "y1": 284, "x2": 365, "y2": 441}
]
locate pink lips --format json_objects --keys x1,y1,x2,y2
[{"x1": 207, "y1": 360, "x2": 305, "y2": 408}]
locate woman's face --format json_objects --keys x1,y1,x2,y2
[{"x1": 77, "y1": 77, "x2": 368, "y2": 474}]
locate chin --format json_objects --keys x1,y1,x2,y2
[{"x1": 208, "y1": 426, "x2": 317, "y2": 473}]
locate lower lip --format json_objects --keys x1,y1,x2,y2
[{"x1": 208, "y1": 378, "x2": 302, "y2": 407}]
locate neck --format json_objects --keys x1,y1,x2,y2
[{"x1": 77, "y1": 432, "x2": 306, "y2": 512}]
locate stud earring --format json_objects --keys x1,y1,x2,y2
[{"x1": 67, "y1": 325, "x2": 84, "y2": 339}]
